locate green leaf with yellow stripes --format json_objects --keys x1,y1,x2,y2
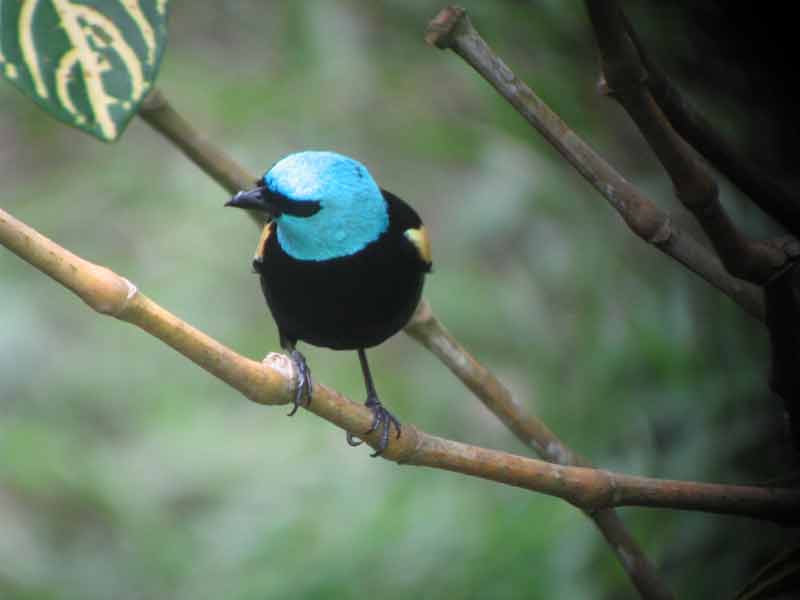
[{"x1": 1, "y1": 0, "x2": 169, "y2": 142}]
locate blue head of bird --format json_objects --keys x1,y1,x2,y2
[{"x1": 226, "y1": 151, "x2": 389, "y2": 261}]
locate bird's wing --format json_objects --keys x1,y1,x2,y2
[
  {"x1": 403, "y1": 226, "x2": 432, "y2": 267},
  {"x1": 381, "y1": 188, "x2": 433, "y2": 272}
]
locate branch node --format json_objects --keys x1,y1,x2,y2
[
  {"x1": 545, "y1": 440, "x2": 574, "y2": 466},
  {"x1": 263, "y1": 351, "x2": 293, "y2": 378},
  {"x1": 140, "y1": 88, "x2": 167, "y2": 112},
  {"x1": 406, "y1": 298, "x2": 434, "y2": 329},
  {"x1": 82, "y1": 266, "x2": 139, "y2": 317},
  {"x1": 263, "y1": 352, "x2": 296, "y2": 401},
  {"x1": 647, "y1": 215, "x2": 673, "y2": 245},
  {"x1": 425, "y1": 5, "x2": 468, "y2": 49},
  {"x1": 781, "y1": 237, "x2": 800, "y2": 259},
  {"x1": 596, "y1": 74, "x2": 612, "y2": 97},
  {"x1": 114, "y1": 277, "x2": 139, "y2": 314},
  {"x1": 391, "y1": 424, "x2": 424, "y2": 465}
]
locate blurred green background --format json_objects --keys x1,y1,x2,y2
[{"x1": 1, "y1": 2, "x2": 796, "y2": 598}]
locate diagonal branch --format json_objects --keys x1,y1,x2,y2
[
  {"x1": 138, "y1": 90, "x2": 266, "y2": 228},
  {"x1": 2, "y1": 204, "x2": 800, "y2": 526},
  {"x1": 585, "y1": 0, "x2": 800, "y2": 448},
  {"x1": 407, "y1": 301, "x2": 587, "y2": 466},
  {"x1": 405, "y1": 302, "x2": 669, "y2": 599},
  {"x1": 424, "y1": 6, "x2": 765, "y2": 320},
  {"x1": 138, "y1": 87, "x2": 674, "y2": 599},
  {"x1": 620, "y1": 13, "x2": 800, "y2": 239},
  {"x1": 585, "y1": 0, "x2": 786, "y2": 284}
]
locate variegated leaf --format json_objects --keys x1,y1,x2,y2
[{"x1": 0, "y1": 0, "x2": 169, "y2": 141}]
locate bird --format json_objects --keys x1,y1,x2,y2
[{"x1": 226, "y1": 151, "x2": 432, "y2": 455}]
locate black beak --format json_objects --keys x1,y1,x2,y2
[
  {"x1": 226, "y1": 186, "x2": 321, "y2": 218},
  {"x1": 225, "y1": 187, "x2": 269, "y2": 211}
]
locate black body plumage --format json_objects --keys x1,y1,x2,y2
[{"x1": 255, "y1": 190, "x2": 429, "y2": 351}]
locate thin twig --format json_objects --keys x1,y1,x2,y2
[
  {"x1": 585, "y1": 0, "x2": 786, "y2": 284},
  {"x1": 406, "y1": 300, "x2": 584, "y2": 465},
  {"x1": 424, "y1": 6, "x2": 765, "y2": 320},
  {"x1": 2, "y1": 204, "x2": 800, "y2": 525}
]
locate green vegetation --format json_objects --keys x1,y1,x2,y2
[{"x1": 0, "y1": 2, "x2": 787, "y2": 598}]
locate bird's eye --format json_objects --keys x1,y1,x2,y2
[
  {"x1": 287, "y1": 200, "x2": 322, "y2": 217},
  {"x1": 269, "y1": 192, "x2": 321, "y2": 218}
]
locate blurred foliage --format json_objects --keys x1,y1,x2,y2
[{"x1": 1, "y1": 1, "x2": 797, "y2": 598}]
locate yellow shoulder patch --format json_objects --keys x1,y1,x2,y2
[
  {"x1": 404, "y1": 226, "x2": 432, "y2": 264},
  {"x1": 254, "y1": 222, "x2": 274, "y2": 261}
]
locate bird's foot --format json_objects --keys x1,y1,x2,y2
[
  {"x1": 346, "y1": 394, "x2": 401, "y2": 457},
  {"x1": 287, "y1": 349, "x2": 313, "y2": 416}
]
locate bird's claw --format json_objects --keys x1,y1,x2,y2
[
  {"x1": 346, "y1": 394, "x2": 401, "y2": 457},
  {"x1": 287, "y1": 349, "x2": 313, "y2": 416},
  {"x1": 346, "y1": 432, "x2": 364, "y2": 447}
]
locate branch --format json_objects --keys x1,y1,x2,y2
[
  {"x1": 424, "y1": 6, "x2": 765, "y2": 321},
  {"x1": 765, "y1": 263, "x2": 800, "y2": 445},
  {"x1": 138, "y1": 90, "x2": 266, "y2": 228},
  {"x1": 407, "y1": 301, "x2": 585, "y2": 465},
  {"x1": 620, "y1": 13, "x2": 800, "y2": 239},
  {"x1": 2, "y1": 204, "x2": 800, "y2": 526},
  {"x1": 406, "y1": 303, "x2": 672, "y2": 599},
  {"x1": 583, "y1": 1, "x2": 800, "y2": 447},
  {"x1": 136, "y1": 87, "x2": 674, "y2": 598},
  {"x1": 585, "y1": 0, "x2": 787, "y2": 284}
]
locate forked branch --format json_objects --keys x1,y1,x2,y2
[
  {"x1": 424, "y1": 5, "x2": 765, "y2": 320},
  {"x1": 585, "y1": 0, "x2": 786, "y2": 284},
  {"x1": 619, "y1": 12, "x2": 800, "y2": 239}
]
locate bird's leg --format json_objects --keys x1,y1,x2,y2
[
  {"x1": 346, "y1": 349, "x2": 401, "y2": 457},
  {"x1": 280, "y1": 334, "x2": 313, "y2": 416}
]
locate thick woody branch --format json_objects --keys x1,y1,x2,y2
[
  {"x1": 621, "y1": 14, "x2": 800, "y2": 239},
  {"x1": 585, "y1": 1, "x2": 786, "y2": 284},
  {"x1": 2, "y1": 204, "x2": 800, "y2": 526},
  {"x1": 425, "y1": 6, "x2": 765, "y2": 320},
  {"x1": 0, "y1": 206, "x2": 288, "y2": 405}
]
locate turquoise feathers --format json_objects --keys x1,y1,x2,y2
[{"x1": 264, "y1": 151, "x2": 390, "y2": 261}]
